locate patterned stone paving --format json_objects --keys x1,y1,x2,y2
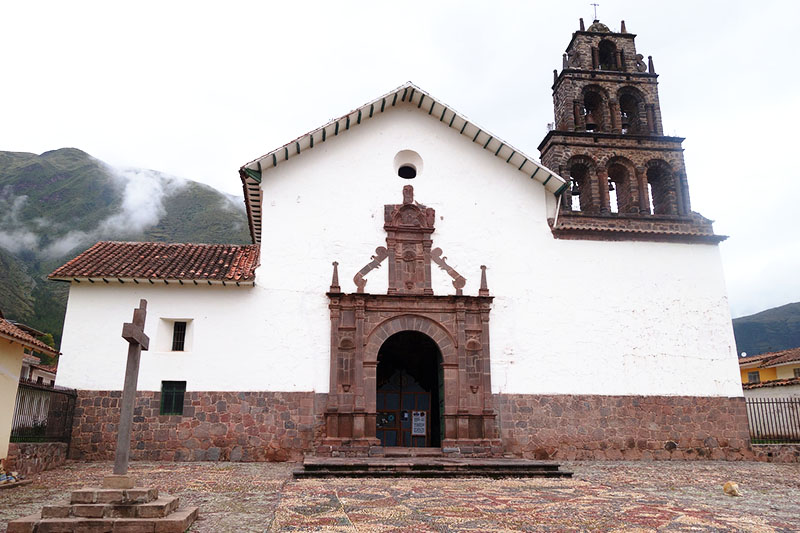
[{"x1": 2, "y1": 460, "x2": 799, "y2": 532}]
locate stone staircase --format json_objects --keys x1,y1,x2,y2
[
  {"x1": 294, "y1": 456, "x2": 573, "y2": 478},
  {"x1": 8, "y1": 486, "x2": 197, "y2": 532}
]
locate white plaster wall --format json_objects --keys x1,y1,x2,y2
[
  {"x1": 0, "y1": 344, "x2": 25, "y2": 459},
  {"x1": 57, "y1": 104, "x2": 742, "y2": 397},
  {"x1": 57, "y1": 283, "x2": 330, "y2": 392}
]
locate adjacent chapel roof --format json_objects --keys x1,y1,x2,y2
[
  {"x1": 239, "y1": 81, "x2": 566, "y2": 244},
  {"x1": 0, "y1": 317, "x2": 59, "y2": 356},
  {"x1": 49, "y1": 241, "x2": 260, "y2": 286}
]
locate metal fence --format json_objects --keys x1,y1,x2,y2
[
  {"x1": 746, "y1": 397, "x2": 800, "y2": 444},
  {"x1": 10, "y1": 381, "x2": 77, "y2": 443}
]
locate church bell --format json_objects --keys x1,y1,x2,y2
[
  {"x1": 585, "y1": 111, "x2": 598, "y2": 131},
  {"x1": 620, "y1": 112, "x2": 630, "y2": 130}
]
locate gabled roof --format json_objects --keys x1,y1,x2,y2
[
  {"x1": 239, "y1": 82, "x2": 567, "y2": 243},
  {"x1": 0, "y1": 318, "x2": 59, "y2": 356},
  {"x1": 49, "y1": 241, "x2": 260, "y2": 286}
]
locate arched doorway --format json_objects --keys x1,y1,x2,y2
[{"x1": 376, "y1": 331, "x2": 443, "y2": 447}]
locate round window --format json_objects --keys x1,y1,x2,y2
[{"x1": 393, "y1": 150, "x2": 423, "y2": 179}]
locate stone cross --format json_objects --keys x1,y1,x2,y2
[{"x1": 106, "y1": 299, "x2": 149, "y2": 488}]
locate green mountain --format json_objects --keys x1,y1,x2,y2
[
  {"x1": 0, "y1": 148, "x2": 251, "y2": 348},
  {"x1": 733, "y1": 302, "x2": 800, "y2": 356}
]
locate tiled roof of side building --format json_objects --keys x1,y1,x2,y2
[
  {"x1": 49, "y1": 242, "x2": 261, "y2": 283},
  {"x1": 742, "y1": 377, "x2": 800, "y2": 390},
  {"x1": 761, "y1": 347, "x2": 800, "y2": 367},
  {"x1": 0, "y1": 319, "x2": 59, "y2": 356},
  {"x1": 737, "y1": 352, "x2": 776, "y2": 364}
]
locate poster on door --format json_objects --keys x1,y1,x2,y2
[{"x1": 411, "y1": 411, "x2": 426, "y2": 436}]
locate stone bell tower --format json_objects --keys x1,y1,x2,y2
[{"x1": 538, "y1": 18, "x2": 723, "y2": 242}]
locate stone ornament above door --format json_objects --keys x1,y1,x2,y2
[{"x1": 322, "y1": 186, "x2": 500, "y2": 457}]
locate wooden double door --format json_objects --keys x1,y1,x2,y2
[{"x1": 375, "y1": 331, "x2": 442, "y2": 448}]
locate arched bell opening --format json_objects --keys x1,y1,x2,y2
[
  {"x1": 583, "y1": 90, "x2": 605, "y2": 132},
  {"x1": 565, "y1": 158, "x2": 599, "y2": 214},
  {"x1": 607, "y1": 161, "x2": 636, "y2": 214},
  {"x1": 646, "y1": 160, "x2": 678, "y2": 215},
  {"x1": 598, "y1": 39, "x2": 618, "y2": 70},
  {"x1": 618, "y1": 89, "x2": 645, "y2": 134},
  {"x1": 376, "y1": 331, "x2": 443, "y2": 448}
]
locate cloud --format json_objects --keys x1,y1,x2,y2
[
  {"x1": 0, "y1": 188, "x2": 41, "y2": 253},
  {"x1": 41, "y1": 166, "x2": 187, "y2": 257},
  {"x1": 100, "y1": 166, "x2": 187, "y2": 234}
]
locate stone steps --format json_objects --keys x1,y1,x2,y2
[
  {"x1": 294, "y1": 457, "x2": 573, "y2": 479},
  {"x1": 41, "y1": 496, "x2": 179, "y2": 519},
  {"x1": 383, "y1": 446, "x2": 444, "y2": 457},
  {"x1": 7, "y1": 486, "x2": 198, "y2": 533},
  {"x1": 8, "y1": 507, "x2": 197, "y2": 533}
]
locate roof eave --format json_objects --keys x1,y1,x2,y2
[
  {"x1": 49, "y1": 276, "x2": 255, "y2": 287},
  {"x1": 0, "y1": 332, "x2": 59, "y2": 357}
]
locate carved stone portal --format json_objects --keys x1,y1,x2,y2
[{"x1": 324, "y1": 186, "x2": 499, "y2": 456}]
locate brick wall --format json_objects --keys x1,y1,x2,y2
[
  {"x1": 69, "y1": 390, "x2": 326, "y2": 462},
  {"x1": 495, "y1": 394, "x2": 753, "y2": 461},
  {"x1": 5, "y1": 442, "x2": 68, "y2": 476}
]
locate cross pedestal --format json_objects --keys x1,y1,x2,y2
[
  {"x1": 104, "y1": 299, "x2": 149, "y2": 489},
  {"x1": 7, "y1": 300, "x2": 199, "y2": 531}
]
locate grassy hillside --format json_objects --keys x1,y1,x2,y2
[
  {"x1": 733, "y1": 302, "x2": 800, "y2": 356},
  {"x1": 0, "y1": 148, "x2": 251, "y2": 347}
]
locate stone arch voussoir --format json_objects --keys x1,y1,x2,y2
[{"x1": 365, "y1": 314, "x2": 457, "y2": 365}]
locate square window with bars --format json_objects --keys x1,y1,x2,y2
[
  {"x1": 794, "y1": 368, "x2": 800, "y2": 378},
  {"x1": 747, "y1": 371, "x2": 761, "y2": 384},
  {"x1": 172, "y1": 321, "x2": 187, "y2": 351},
  {"x1": 160, "y1": 381, "x2": 186, "y2": 415}
]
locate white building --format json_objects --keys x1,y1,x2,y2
[{"x1": 51, "y1": 20, "x2": 748, "y2": 462}]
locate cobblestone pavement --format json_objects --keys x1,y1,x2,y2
[{"x1": 2, "y1": 460, "x2": 799, "y2": 532}]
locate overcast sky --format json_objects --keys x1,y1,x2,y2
[{"x1": 2, "y1": 0, "x2": 798, "y2": 318}]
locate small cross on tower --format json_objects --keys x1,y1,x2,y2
[
  {"x1": 591, "y1": 3, "x2": 600, "y2": 20},
  {"x1": 105, "y1": 299, "x2": 149, "y2": 488}
]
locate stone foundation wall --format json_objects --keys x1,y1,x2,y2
[
  {"x1": 495, "y1": 394, "x2": 753, "y2": 461},
  {"x1": 69, "y1": 390, "x2": 326, "y2": 462},
  {"x1": 69, "y1": 390, "x2": 775, "y2": 462},
  {"x1": 751, "y1": 444, "x2": 800, "y2": 463},
  {"x1": 5, "y1": 442, "x2": 69, "y2": 476}
]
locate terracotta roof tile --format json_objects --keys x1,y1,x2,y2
[
  {"x1": 49, "y1": 242, "x2": 260, "y2": 283},
  {"x1": 742, "y1": 377, "x2": 800, "y2": 390},
  {"x1": 31, "y1": 363, "x2": 58, "y2": 374},
  {"x1": 738, "y1": 347, "x2": 800, "y2": 369},
  {"x1": 759, "y1": 347, "x2": 800, "y2": 367},
  {"x1": 737, "y1": 353, "x2": 775, "y2": 364},
  {"x1": 0, "y1": 319, "x2": 59, "y2": 356}
]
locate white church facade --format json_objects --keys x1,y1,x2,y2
[{"x1": 51, "y1": 20, "x2": 750, "y2": 461}]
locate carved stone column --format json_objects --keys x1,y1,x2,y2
[
  {"x1": 609, "y1": 100, "x2": 621, "y2": 133},
  {"x1": 636, "y1": 166, "x2": 651, "y2": 214},
  {"x1": 573, "y1": 100, "x2": 585, "y2": 131},
  {"x1": 597, "y1": 167, "x2": 610, "y2": 214}
]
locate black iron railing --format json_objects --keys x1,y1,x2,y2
[
  {"x1": 746, "y1": 397, "x2": 800, "y2": 444},
  {"x1": 10, "y1": 381, "x2": 77, "y2": 443}
]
